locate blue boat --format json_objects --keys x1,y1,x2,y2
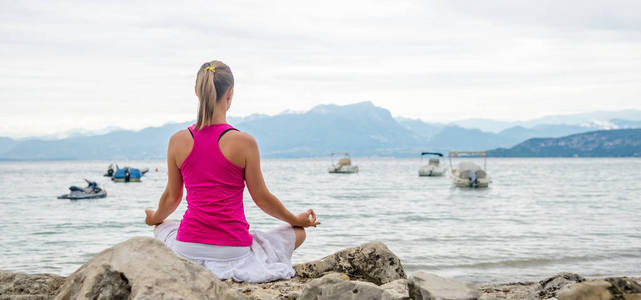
[{"x1": 112, "y1": 167, "x2": 143, "y2": 182}]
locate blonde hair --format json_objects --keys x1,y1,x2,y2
[{"x1": 194, "y1": 60, "x2": 234, "y2": 129}]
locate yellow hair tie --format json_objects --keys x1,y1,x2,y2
[{"x1": 203, "y1": 66, "x2": 216, "y2": 73}]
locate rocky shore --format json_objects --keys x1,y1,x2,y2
[{"x1": 1, "y1": 237, "x2": 640, "y2": 299}]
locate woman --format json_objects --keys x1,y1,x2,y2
[{"x1": 144, "y1": 60, "x2": 320, "y2": 283}]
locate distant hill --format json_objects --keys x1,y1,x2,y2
[
  {"x1": 0, "y1": 137, "x2": 18, "y2": 155},
  {"x1": 488, "y1": 129, "x2": 641, "y2": 157},
  {"x1": 235, "y1": 102, "x2": 418, "y2": 157},
  {"x1": 1, "y1": 102, "x2": 640, "y2": 160},
  {"x1": 452, "y1": 109, "x2": 641, "y2": 132},
  {"x1": 611, "y1": 119, "x2": 641, "y2": 129},
  {"x1": 0, "y1": 122, "x2": 190, "y2": 160},
  {"x1": 395, "y1": 117, "x2": 445, "y2": 140}
]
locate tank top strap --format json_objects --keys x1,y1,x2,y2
[
  {"x1": 217, "y1": 124, "x2": 239, "y2": 141},
  {"x1": 187, "y1": 125, "x2": 195, "y2": 139},
  {"x1": 188, "y1": 123, "x2": 237, "y2": 141}
]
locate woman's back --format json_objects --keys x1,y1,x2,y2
[
  {"x1": 176, "y1": 123, "x2": 253, "y2": 246},
  {"x1": 145, "y1": 60, "x2": 318, "y2": 283}
]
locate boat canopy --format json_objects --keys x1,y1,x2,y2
[
  {"x1": 421, "y1": 152, "x2": 443, "y2": 157},
  {"x1": 449, "y1": 151, "x2": 488, "y2": 170},
  {"x1": 449, "y1": 151, "x2": 487, "y2": 158}
]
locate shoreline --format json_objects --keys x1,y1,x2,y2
[
  {"x1": 2, "y1": 238, "x2": 640, "y2": 299},
  {"x1": 3, "y1": 269, "x2": 640, "y2": 300}
]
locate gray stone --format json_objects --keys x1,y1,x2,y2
[
  {"x1": 227, "y1": 277, "x2": 308, "y2": 300},
  {"x1": 558, "y1": 277, "x2": 641, "y2": 300},
  {"x1": 381, "y1": 279, "x2": 410, "y2": 299},
  {"x1": 53, "y1": 237, "x2": 246, "y2": 300},
  {"x1": 294, "y1": 242, "x2": 406, "y2": 285},
  {"x1": 537, "y1": 273, "x2": 585, "y2": 299},
  {"x1": 558, "y1": 280, "x2": 611, "y2": 300},
  {"x1": 479, "y1": 282, "x2": 538, "y2": 300},
  {"x1": 604, "y1": 277, "x2": 641, "y2": 298},
  {"x1": 299, "y1": 273, "x2": 400, "y2": 300},
  {"x1": 408, "y1": 272, "x2": 479, "y2": 300},
  {"x1": 0, "y1": 270, "x2": 65, "y2": 299}
]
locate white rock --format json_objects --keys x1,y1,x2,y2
[
  {"x1": 408, "y1": 272, "x2": 479, "y2": 300},
  {"x1": 381, "y1": 278, "x2": 410, "y2": 299},
  {"x1": 54, "y1": 237, "x2": 246, "y2": 300},
  {"x1": 300, "y1": 273, "x2": 401, "y2": 300}
]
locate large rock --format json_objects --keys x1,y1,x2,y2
[
  {"x1": 558, "y1": 280, "x2": 611, "y2": 300},
  {"x1": 537, "y1": 272, "x2": 585, "y2": 299},
  {"x1": 227, "y1": 277, "x2": 308, "y2": 300},
  {"x1": 408, "y1": 272, "x2": 479, "y2": 300},
  {"x1": 558, "y1": 277, "x2": 641, "y2": 300},
  {"x1": 299, "y1": 273, "x2": 404, "y2": 300},
  {"x1": 479, "y1": 282, "x2": 539, "y2": 300},
  {"x1": 294, "y1": 242, "x2": 406, "y2": 285},
  {"x1": 0, "y1": 270, "x2": 65, "y2": 299},
  {"x1": 54, "y1": 237, "x2": 245, "y2": 300},
  {"x1": 381, "y1": 279, "x2": 410, "y2": 299}
]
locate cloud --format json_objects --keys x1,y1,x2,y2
[{"x1": 1, "y1": 0, "x2": 641, "y2": 137}]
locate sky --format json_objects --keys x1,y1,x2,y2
[{"x1": 1, "y1": 0, "x2": 641, "y2": 138}]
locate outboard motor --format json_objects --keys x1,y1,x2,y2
[
  {"x1": 125, "y1": 168, "x2": 131, "y2": 182},
  {"x1": 469, "y1": 170, "x2": 479, "y2": 188}
]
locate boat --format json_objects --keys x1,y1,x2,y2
[
  {"x1": 58, "y1": 179, "x2": 107, "y2": 200},
  {"x1": 104, "y1": 163, "x2": 118, "y2": 177},
  {"x1": 112, "y1": 167, "x2": 145, "y2": 182},
  {"x1": 106, "y1": 164, "x2": 149, "y2": 182},
  {"x1": 328, "y1": 152, "x2": 359, "y2": 174},
  {"x1": 418, "y1": 152, "x2": 445, "y2": 176},
  {"x1": 448, "y1": 151, "x2": 492, "y2": 188}
]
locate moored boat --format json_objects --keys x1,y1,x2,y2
[
  {"x1": 113, "y1": 167, "x2": 143, "y2": 182},
  {"x1": 418, "y1": 152, "x2": 445, "y2": 176},
  {"x1": 105, "y1": 164, "x2": 149, "y2": 179},
  {"x1": 449, "y1": 151, "x2": 492, "y2": 188},
  {"x1": 328, "y1": 152, "x2": 359, "y2": 174}
]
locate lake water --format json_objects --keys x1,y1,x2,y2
[{"x1": 1, "y1": 158, "x2": 640, "y2": 283}]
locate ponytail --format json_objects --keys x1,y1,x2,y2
[{"x1": 194, "y1": 61, "x2": 234, "y2": 129}]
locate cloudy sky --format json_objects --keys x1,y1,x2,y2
[{"x1": 1, "y1": 0, "x2": 641, "y2": 137}]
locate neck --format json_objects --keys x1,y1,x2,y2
[{"x1": 212, "y1": 109, "x2": 227, "y2": 124}]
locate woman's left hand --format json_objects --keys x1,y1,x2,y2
[
  {"x1": 145, "y1": 209, "x2": 160, "y2": 226},
  {"x1": 292, "y1": 209, "x2": 320, "y2": 228}
]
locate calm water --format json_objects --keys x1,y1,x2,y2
[{"x1": 1, "y1": 158, "x2": 640, "y2": 283}]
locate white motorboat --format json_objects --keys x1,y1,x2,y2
[
  {"x1": 418, "y1": 152, "x2": 445, "y2": 176},
  {"x1": 328, "y1": 152, "x2": 359, "y2": 174},
  {"x1": 449, "y1": 151, "x2": 492, "y2": 188}
]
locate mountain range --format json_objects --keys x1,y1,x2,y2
[
  {"x1": 488, "y1": 129, "x2": 641, "y2": 157},
  {"x1": 1, "y1": 102, "x2": 640, "y2": 160}
]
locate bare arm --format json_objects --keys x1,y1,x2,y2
[
  {"x1": 145, "y1": 134, "x2": 184, "y2": 226},
  {"x1": 243, "y1": 134, "x2": 319, "y2": 227}
]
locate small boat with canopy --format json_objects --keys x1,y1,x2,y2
[
  {"x1": 418, "y1": 152, "x2": 445, "y2": 176},
  {"x1": 448, "y1": 151, "x2": 491, "y2": 188},
  {"x1": 328, "y1": 152, "x2": 359, "y2": 174}
]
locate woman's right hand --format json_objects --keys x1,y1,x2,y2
[
  {"x1": 292, "y1": 209, "x2": 320, "y2": 228},
  {"x1": 145, "y1": 209, "x2": 161, "y2": 226}
]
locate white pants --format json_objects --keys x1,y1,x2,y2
[{"x1": 154, "y1": 222, "x2": 296, "y2": 283}]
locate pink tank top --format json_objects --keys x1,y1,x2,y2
[{"x1": 176, "y1": 123, "x2": 253, "y2": 246}]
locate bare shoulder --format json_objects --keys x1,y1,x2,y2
[
  {"x1": 168, "y1": 129, "x2": 193, "y2": 156},
  {"x1": 223, "y1": 130, "x2": 258, "y2": 148},
  {"x1": 169, "y1": 129, "x2": 192, "y2": 145}
]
